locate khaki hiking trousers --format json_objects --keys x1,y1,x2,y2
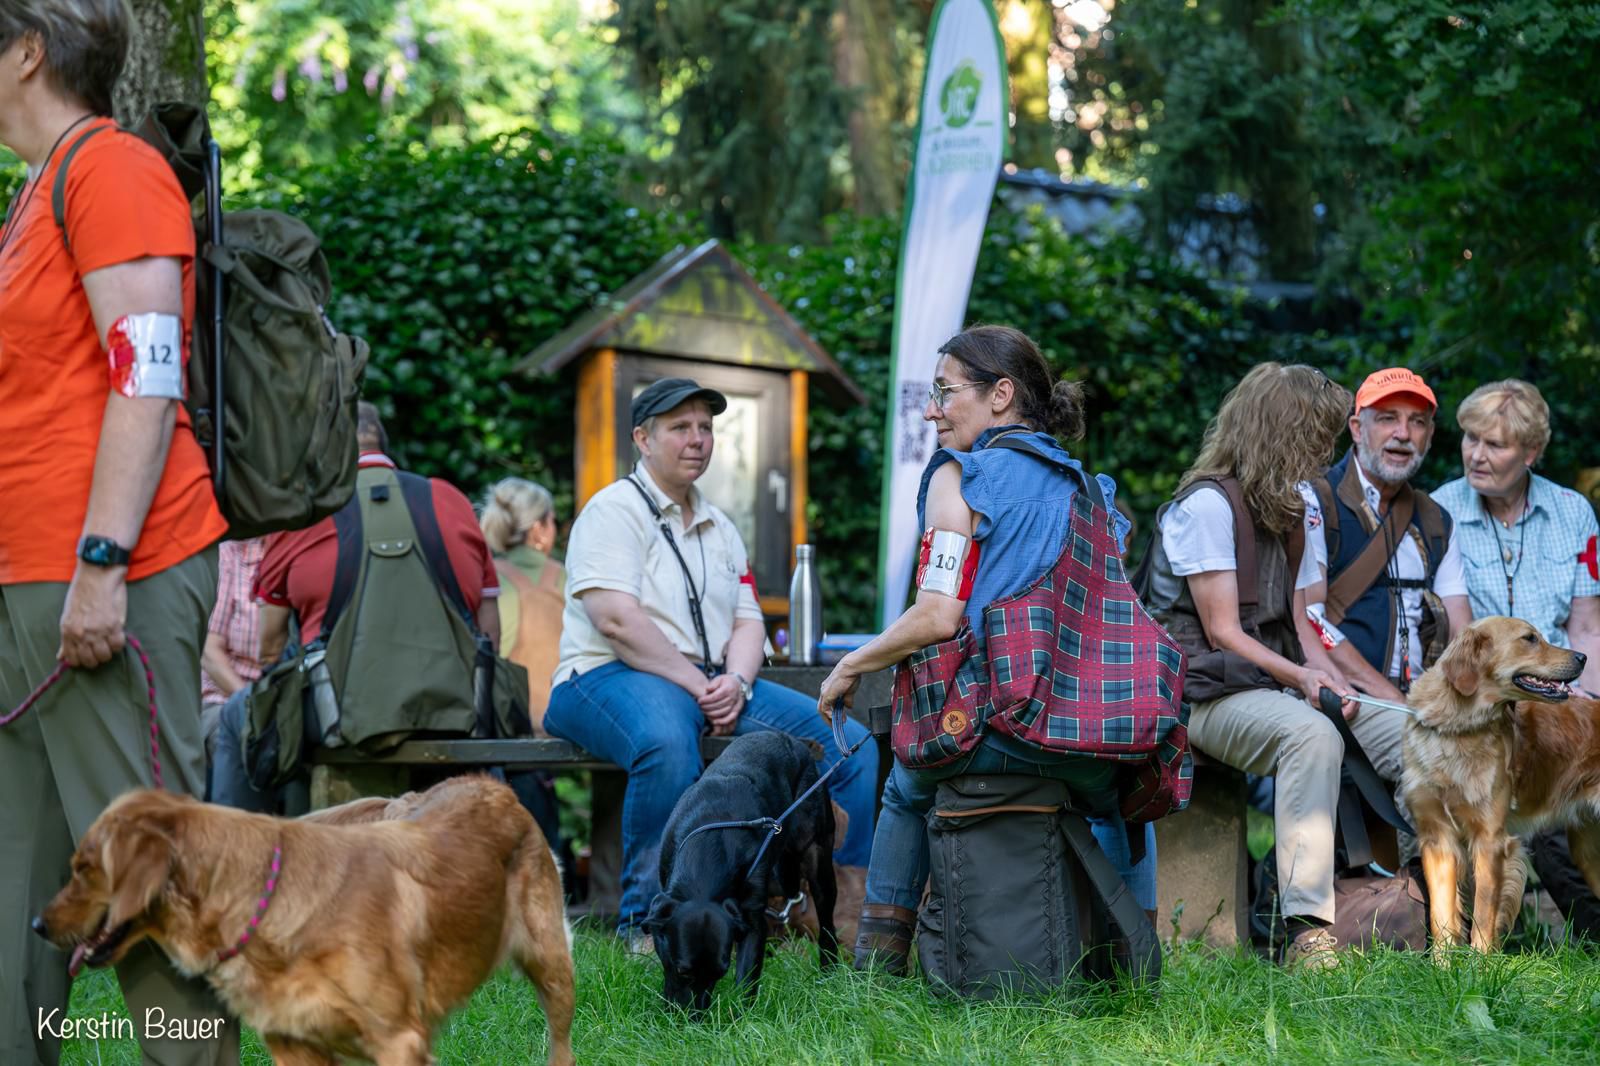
[
  {"x1": 0, "y1": 547, "x2": 240, "y2": 1066},
  {"x1": 1186, "y1": 686, "x2": 1405, "y2": 924}
]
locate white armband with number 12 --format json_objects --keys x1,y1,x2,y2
[{"x1": 107, "y1": 313, "x2": 186, "y2": 400}]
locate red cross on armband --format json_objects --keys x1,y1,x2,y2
[{"x1": 1580, "y1": 535, "x2": 1599, "y2": 581}]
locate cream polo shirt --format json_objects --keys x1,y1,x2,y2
[{"x1": 554, "y1": 464, "x2": 764, "y2": 685}]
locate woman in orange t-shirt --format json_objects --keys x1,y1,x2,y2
[{"x1": 0, "y1": 6, "x2": 233, "y2": 1063}]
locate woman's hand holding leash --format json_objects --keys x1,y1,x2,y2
[
  {"x1": 59, "y1": 564, "x2": 128, "y2": 668},
  {"x1": 817, "y1": 662, "x2": 860, "y2": 722}
]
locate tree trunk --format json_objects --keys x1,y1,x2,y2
[
  {"x1": 1233, "y1": 0, "x2": 1316, "y2": 281},
  {"x1": 1002, "y1": 0, "x2": 1055, "y2": 172},
  {"x1": 833, "y1": 0, "x2": 902, "y2": 217},
  {"x1": 115, "y1": 0, "x2": 206, "y2": 125}
]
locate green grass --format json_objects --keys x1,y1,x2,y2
[{"x1": 57, "y1": 925, "x2": 1600, "y2": 1064}]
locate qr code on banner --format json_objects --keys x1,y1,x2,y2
[{"x1": 897, "y1": 381, "x2": 932, "y2": 465}]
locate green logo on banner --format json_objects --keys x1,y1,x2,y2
[{"x1": 940, "y1": 61, "x2": 981, "y2": 128}]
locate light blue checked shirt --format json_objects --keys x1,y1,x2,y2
[{"x1": 1432, "y1": 473, "x2": 1600, "y2": 648}]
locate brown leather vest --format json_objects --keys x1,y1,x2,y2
[{"x1": 1141, "y1": 477, "x2": 1303, "y2": 665}]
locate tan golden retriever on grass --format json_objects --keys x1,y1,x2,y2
[
  {"x1": 1402, "y1": 616, "x2": 1593, "y2": 955},
  {"x1": 35, "y1": 775, "x2": 575, "y2": 1066}
]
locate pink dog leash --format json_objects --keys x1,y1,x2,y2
[
  {"x1": 1, "y1": 633, "x2": 165, "y2": 790},
  {"x1": 214, "y1": 843, "x2": 283, "y2": 964}
]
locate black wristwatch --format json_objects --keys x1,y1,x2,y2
[{"x1": 78, "y1": 535, "x2": 132, "y2": 568}]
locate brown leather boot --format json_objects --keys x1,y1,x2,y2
[
  {"x1": 854, "y1": 902, "x2": 916, "y2": 976},
  {"x1": 832, "y1": 865, "x2": 867, "y2": 950}
]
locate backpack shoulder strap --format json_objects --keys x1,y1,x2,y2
[
  {"x1": 1325, "y1": 488, "x2": 1416, "y2": 624},
  {"x1": 1413, "y1": 492, "x2": 1452, "y2": 580},
  {"x1": 1310, "y1": 475, "x2": 1340, "y2": 563},
  {"x1": 397, "y1": 471, "x2": 476, "y2": 630},
  {"x1": 984, "y1": 434, "x2": 1105, "y2": 511},
  {"x1": 50, "y1": 124, "x2": 112, "y2": 256},
  {"x1": 319, "y1": 494, "x2": 364, "y2": 641}
]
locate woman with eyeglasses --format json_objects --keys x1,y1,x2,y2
[{"x1": 816, "y1": 324, "x2": 1158, "y2": 975}]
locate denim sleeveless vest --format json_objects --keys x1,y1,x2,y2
[{"x1": 916, "y1": 425, "x2": 1128, "y2": 652}]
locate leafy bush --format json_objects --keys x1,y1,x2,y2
[{"x1": 255, "y1": 130, "x2": 683, "y2": 524}]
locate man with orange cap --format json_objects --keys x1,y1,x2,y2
[{"x1": 1299, "y1": 368, "x2": 1472, "y2": 709}]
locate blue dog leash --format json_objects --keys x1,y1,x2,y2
[{"x1": 679, "y1": 699, "x2": 867, "y2": 881}]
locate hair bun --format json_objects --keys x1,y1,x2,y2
[{"x1": 1048, "y1": 378, "x2": 1086, "y2": 441}]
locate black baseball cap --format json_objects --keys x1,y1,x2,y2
[{"x1": 631, "y1": 377, "x2": 728, "y2": 428}]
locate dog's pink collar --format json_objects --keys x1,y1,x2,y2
[{"x1": 215, "y1": 842, "x2": 281, "y2": 964}]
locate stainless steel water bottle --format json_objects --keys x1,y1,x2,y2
[{"x1": 789, "y1": 544, "x2": 823, "y2": 665}]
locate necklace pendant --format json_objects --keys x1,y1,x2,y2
[{"x1": 1503, "y1": 546, "x2": 1514, "y2": 564}]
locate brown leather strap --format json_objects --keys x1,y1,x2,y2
[
  {"x1": 860, "y1": 903, "x2": 917, "y2": 923},
  {"x1": 1326, "y1": 464, "x2": 1415, "y2": 624},
  {"x1": 932, "y1": 804, "x2": 1058, "y2": 818},
  {"x1": 1175, "y1": 477, "x2": 1257, "y2": 607}
]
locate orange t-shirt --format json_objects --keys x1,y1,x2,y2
[{"x1": 0, "y1": 119, "x2": 226, "y2": 584}]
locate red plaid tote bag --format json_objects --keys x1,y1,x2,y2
[{"x1": 892, "y1": 442, "x2": 1192, "y2": 821}]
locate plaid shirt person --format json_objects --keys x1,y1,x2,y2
[
  {"x1": 201, "y1": 536, "x2": 268, "y2": 706},
  {"x1": 1433, "y1": 473, "x2": 1600, "y2": 649}
]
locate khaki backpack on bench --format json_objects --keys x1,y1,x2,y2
[{"x1": 243, "y1": 465, "x2": 531, "y2": 789}]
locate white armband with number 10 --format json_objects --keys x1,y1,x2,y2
[
  {"x1": 107, "y1": 313, "x2": 186, "y2": 400},
  {"x1": 916, "y1": 528, "x2": 980, "y2": 599}
]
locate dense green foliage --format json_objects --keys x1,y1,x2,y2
[
  {"x1": 254, "y1": 131, "x2": 681, "y2": 524},
  {"x1": 203, "y1": 0, "x2": 642, "y2": 191},
  {"x1": 1288, "y1": 1, "x2": 1600, "y2": 377},
  {"x1": 63, "y1": 930, "x2": 1600, "y2": 1064},
  {"x1": 611, "y1": 0, "x2": 850, "y2": 241}
]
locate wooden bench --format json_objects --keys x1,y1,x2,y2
[{"x1": 1153, "y1": 753, "x2": 1252, "y2": 948}]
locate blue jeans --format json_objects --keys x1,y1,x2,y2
[
  {"x1": 544, "y1": 660, "x2": 878, "y2": 929},
  {"x1": 866, "y1": 737, "x2": 1158, "y2": 912},
  {"x1": 210, "y1": 689, "x2": 309, "y2": 814}
]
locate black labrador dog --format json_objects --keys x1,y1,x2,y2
[{"x1": 643, "y1": 731, "x2": 841, "y2": 1011}]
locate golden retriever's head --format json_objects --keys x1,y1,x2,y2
[
  {"x1": 33, "y1": 790, "x2": 192, "y2": 977},
  {"x1": 1421, "y1": 616, "x2": 1587, "y2": 731}
]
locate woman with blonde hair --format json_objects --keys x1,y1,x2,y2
[
  {"x1": 1432, "y1": 380, "x2": 1600, "y2": 689},
  {"x1": 1433, "y1": 380, "x2": 1600, "y2": 937},
  {"x1": 1142, "y1": 362, "x2": 1365, "y2": 969},
  {"x1": 480, "y1": 477, "x2": 564, "y2": 730}
]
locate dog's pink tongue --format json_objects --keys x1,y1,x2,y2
[{"x1": 68, "y1": 944, "x2": 87, "y2": 979}]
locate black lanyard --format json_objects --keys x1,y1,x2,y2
[{"x1": 625, "y1": 475, "x2": 716, "y2": 673}]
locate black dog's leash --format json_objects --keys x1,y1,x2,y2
[{"x1": 680, "y1": 700, "x2": 867, "y2": 880}]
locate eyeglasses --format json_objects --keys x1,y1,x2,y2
[{"x1": 927, "y1": 380, "x2": 985, "y2": 411}]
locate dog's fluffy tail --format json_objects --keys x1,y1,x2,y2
[{"x1": 1494, "y1": 837, "x2": 1529, "y2": 945}]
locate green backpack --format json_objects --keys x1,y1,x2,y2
[
  {"x1": 242, "y1": 464, "x2": 532, "y2": 789},
  {"x1": 52, "y1": 103, "x2": 367, "y2": 539}
]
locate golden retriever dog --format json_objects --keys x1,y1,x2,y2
[
  {"x1": 1402, "y1": 616, "x2": 1590, "y2": 954},
  {"x1": 35, "y1": 775, "x2": 575, "y2": 1066}
]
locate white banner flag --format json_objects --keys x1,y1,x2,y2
[{"x1": 875, "y1": 0, "x2": 1007, "y2": 628}]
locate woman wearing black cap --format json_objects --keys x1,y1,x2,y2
[{"x1": 544, "y1": 378, "x2": 877, "y2": 950}]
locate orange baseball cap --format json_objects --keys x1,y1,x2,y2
[{"x1": 1354, "y1": 367, "x2": 1437, "y2": 414}]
